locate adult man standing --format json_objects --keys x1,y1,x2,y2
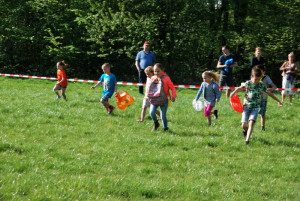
[
  {"x1": 135, "y1": 41, "x2": 156, "y2": 95},
  {"x1": 217, "y1": 45, "x2": 238, "y2": 97}
]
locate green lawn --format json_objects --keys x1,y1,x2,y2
[{"x1": 0, "y1": 76, "x2": 299, "y2": 200}]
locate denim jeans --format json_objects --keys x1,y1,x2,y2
[
  {"x1": 150, "y1": 99, "x2": 168, "y2": 129},
  {"x1": 139, "y1": 70, "x2": 146, "y2": 94}
]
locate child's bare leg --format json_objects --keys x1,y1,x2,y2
[
  {"x1": 261, "y1": 115, "x2": 265, "y2": 127},
  {"x1": 226, "y1": 89, "x2": 231, "y2": 98},
  {"x1": 207, "y1": 116, "x2": 212, "y2": 126},
  {"x1": 137, "y1": 107, "x2": 147, "y2": 122},
  {"x1": 281, "y1": 94, "x2": 285, "y2": 102},
  {"x1": 245, "y1": 120, "x2": 255, "y2": 143},
  {"x1": 100, "y1": 100, "x2": 111, "y2": 108},
  {"x1": 61, "y1": 88, "x2": 67, "y2": 100},
  {"x1": 289, "y1": 95, "x2": 293, "y2": 103},
  {"x1": 53, "y1": 85, "x2": 61, "y2": 96}
]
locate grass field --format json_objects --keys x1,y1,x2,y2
[{"x1": 0, "y1": 76, "x2": 299, "y2": 200}]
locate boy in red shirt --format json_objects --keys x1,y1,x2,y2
[{"x1": 53, "y1": 61, "x2": 68, "y2": 100}]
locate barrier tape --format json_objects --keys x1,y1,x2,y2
[{"x1": 1, "y1": 73, "x2": 299, "y2": 91}]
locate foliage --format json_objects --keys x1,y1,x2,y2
[{"x1": 0, "y1": 0, "x2": 299, "y2": 85}]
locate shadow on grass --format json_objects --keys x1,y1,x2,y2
[
  {"x1": 167, "y1": 130, "x2": 200, "y2": 137},
  {"x1": 0, "y1": 143, "x2": 25, "y2": 154}
]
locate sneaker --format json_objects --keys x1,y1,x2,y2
[
  {"x1": 243, "y1": 127, "x2": 248, "y2": 137},
  {"x1": 108, "y1": 105, "x2": 115, "y2": 114},
  {"x1": 152, "y1": 121, "x2": 160, "y2": 131},
  {"x1": 164, "y1": 127, "x2": 169, "y2": 131},
  {"x1": 56, "y1": 96, "x2": 61, "y2": 99},
  {"x1": 261, "y1": 126, "x2": 265, "y2": 131},
  {"x1": 213, "y1": 110, "x2": 218, "y2": 119},
  {"x1": 245, "y1": 140, "x2": 249, "y2": 145}
]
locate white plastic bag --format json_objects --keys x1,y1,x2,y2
[{"x1": 192, "y1": 98, "x2": 204, "y2": 111}]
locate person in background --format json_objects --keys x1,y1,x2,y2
[
  {"x1": 250, "y1": 47, "x2": 267, "y2": 68},
  {"x1": 135, "y1": 41, "x2": 156, "y2": 95},
  {"x1": 53, "y1": 60, "x2": 68, "y2": 100},
  {"x1": 217, "y1": 45, "x2": 238, "y2": 98},
  {"x1": 279, "y1": 52, "x2": 298, "y2": 104}
]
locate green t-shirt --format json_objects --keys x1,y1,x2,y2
[{"x1": 241, "y1": 80, "x2": 267, "y2": 109}]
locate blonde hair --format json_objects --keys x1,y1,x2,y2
[
  {"x1": 102, "y1": 63, "x2": 111, "y2": 69},
  {"x1": 255, "y1": 47, "x2": 261, "y2": 51},
  {"x1": 288, "y1": 52, "x2": 295, "y2": 58},
  {"x1": 202, "y1": 71, "x2": 220, "y2": 84},
  {"x1": 144, "y1": 66, "x2": 154, "y2": 74}
]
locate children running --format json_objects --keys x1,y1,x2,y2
[
  {"x1": 137, "y1": 66, "x2": 160, "y2": 122},
  {"x1": 148, "y1": 63, "x2": 177, "y2": 131},
  {"x1": 230, "y1": 67, "x2": 283, "y2": 145},
  {"x1": 91, "y1": 63, "x2": 118, "y2": 114},
  {"x1": 194, "y1": 71, "x2": 221, "y2": 126},
  {"x1": 255, "y1": 65, "x2": 277, "y2": 131},
  {"x1": 53, "y1": 60, "x2": 68, "y2": 100}
]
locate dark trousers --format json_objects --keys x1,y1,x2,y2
[{"x1": 139, "y1": 70, "x2": 146, "y2": 94}]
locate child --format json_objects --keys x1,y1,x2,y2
[
  {"x1": 137, "y1": 66, "x2": 160, "y2": 122},
  {"x1": 53, "y1": 60, "x2": 68, "y2": 100},
  {"x1": 194, "y1": 71, "x2": 221, "y2": 126},
  {"x1": 91, "y1": 63, "x2": 118, "y2": 114},
  {"x1": 255, "y1": 65, "x2": 277, "y2": 131},
  {"x1": 149, "y1": 63, "x2": 177, "y2": 131},
  {"x1": 230, "y1": 67, "x2": 283, "y2": 145}
]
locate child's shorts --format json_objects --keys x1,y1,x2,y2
[
  {"x1": 142, "y1": 98, "x2": 150, "y2": 108},
  {"x1": 204, "y1": 104, "x2": 214, "y2": 117},
  {"x1": 259, "y1": 100, "x2": 267, "y2": 116},
  {"x1": 101, "y1": 94, "x2": 111, "y2": 106},
  {"x1": 241, "y1": 107, "x2": 259, "y2": 123},
  {"x1": 57, "y1": 85, "x2": 67, "y2": 90}
]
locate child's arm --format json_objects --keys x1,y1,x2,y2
[
  {"x1": 230, "y1": 87, "x2": 243, "y2": 98},
  {"x1": 57, "y1": 77, "x2": 65, "y2": 85},
  {"x1": 268, "y1": 82, "x2": 277, "y2": 92},
  {"x1": 195, "y1": 84, "x2": 203, "y2": 100},
  {"x1": 91, "y1": 81, "x2": 101, "y2": 89},
  {"x1": 114, "y1": 83, "x2": 118, "y2": 96},
  {"x1": 266, "y1": 91, "x2": 283, "y2": 107},
  {"x1": 279, "y1": 62, "x2": 287, "y2": 71}
]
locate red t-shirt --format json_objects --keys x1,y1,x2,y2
[{"x1": 57, "y1": 69, "x2": 68, "y2": 87}]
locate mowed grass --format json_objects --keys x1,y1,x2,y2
[{"x1": 0, "y1": 76, "x2": 299, "y2": 200}]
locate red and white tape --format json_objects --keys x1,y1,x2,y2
[{"x1": 1, "y1": 73, "x2": 299, "y2": 91}]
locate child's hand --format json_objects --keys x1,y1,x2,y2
[
  {"x1": 171, "y1": 97, "x2": 176, "y2": 102},
  {"x1": 90, "y1": 86, "x2": 95, "y2": 89}
]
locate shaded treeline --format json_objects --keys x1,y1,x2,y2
[{"x1": 0, "y1": 0, "x2": 299, "y2": 86}]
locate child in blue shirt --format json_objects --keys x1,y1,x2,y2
[
  {"x1": 91, "y1": 63, "x2": 118, "y2": 114},
  {"x1": 195, "y1": 71, "x2": 221, "y2": 126}
]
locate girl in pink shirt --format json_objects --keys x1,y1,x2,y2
[{"x1": 150, "y1": 63, "x2": 177, "y2": 131}]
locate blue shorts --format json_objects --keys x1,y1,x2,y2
[
  {"x1": 57, "y1": 84, "x2": 67, "y2": 90},
  {"x1": 259, "y1": 100, "x2": 267, "y2": 116},
  {"x1": 241, "y1": 107, "x2": 259, "y2": 123},
  {"x1": 101, "y1": 94, "x2": 111, "y2": 106},
  {"x1": 219, "y1": 74, "x2": 233, "y2": 87}
]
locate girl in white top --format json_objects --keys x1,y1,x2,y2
[{"x1": 137, "y1": 66, "x2": 160, "y2": 122}]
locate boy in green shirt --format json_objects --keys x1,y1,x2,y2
[{"x1": 230, "y1": 67, "x2": 283, "y2": 145}]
